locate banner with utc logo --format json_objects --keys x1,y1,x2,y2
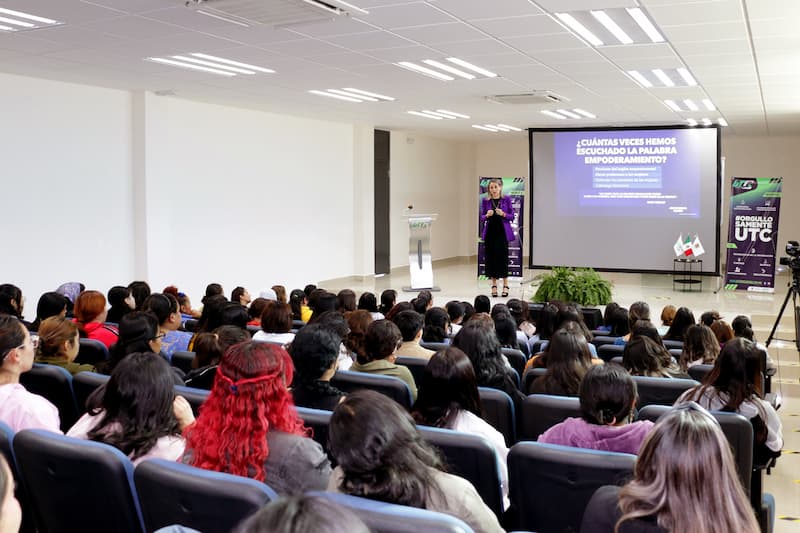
[{"x1": 724, "y1": 177, "x2": 782, "y2": 292}]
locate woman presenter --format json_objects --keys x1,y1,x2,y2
[{"x1": 481, "y1": 178, "x2": 515, "y2": 297}]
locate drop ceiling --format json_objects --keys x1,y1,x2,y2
[{"x1": 0, "y1": 0, "x2": 795, "y2": 139}]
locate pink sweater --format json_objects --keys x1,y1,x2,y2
[{"x1": 538, "y1": 417, "x2": 654, "y2": 455}]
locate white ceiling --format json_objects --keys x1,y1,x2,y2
[{"x1": 0, "y1": 0, "x2": 796, "y2": 139}]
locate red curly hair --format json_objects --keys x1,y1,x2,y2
[{"x1": 184, "y1": 341, "x2": 307, "y2": 482}]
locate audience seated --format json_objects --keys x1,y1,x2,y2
[
  {"x1": 233, "y1": 495, "x2": 369, "y2": 533},
  {"x1": 106, "y1": 311, "x2": 164, "y2": 374},
  {"x1": 183, "y1": 341, "x2": 331, "y2": 495},
  {"x1": 677, "y1": 338, "x2": 782, "y2": 464},
  {"x1": 183, "y1": 326, "x2": 250, "y2": 390},
  {"x1": 271, "y1": 285, "x2": 287, "y2": 305},
  {"x1": 422, "y1": 307, "x2": 451, "y2": 344},
  {"x1": 527, "y1": 326, "x2": 592, "y2": 396},
  {"x1": 252, "y1": 301, "x2": 295, "y2": 346},
  {"x1": 288, "y1": 289, "x2": 309, "y2": 323},
  {"x1": 290, "y1": 324, "x2": 345, "y2": 411},
  {"x1": 506, "y1": 298, "x2": 536, "y2": 340},
  {"x1": 699, "y1": 309, "x2": 721, "y2": 327},
  {"x1": 0, "y1": 454, "x2": 21, "y2": 533},
  {"x1": 74, "y1": 290, "x2": 119, "y2": 348},
  {"x1": 732, "y1": 315, "x2": 776, "y2": 373},
  {"x1": 412, "y1": 290, "x2": 433, "y2": 315},
  {"x1": 0, "y1": 284, "x2": 31, "y2": 330},
  {"x1": 164, "y1": 285, "x2": 200, "y2": 321},
  {"x1": 67, "y1": 352, "x2": 194, "y2": 465},
  {"x1": 606, "y1": 305, "x2": 630, "y2": 339},
  {"x1": 445, "y1": 300, "x2": 465, "y2": 336},
  {"x1": 128, "y1": 281, "x2": 152, "y2": 311},
  {"x1": 474, "y1": 294, "x2": 491, "y2": 314},
  {"x1": 351, "y1": 319, "x2": 417, "y2": 401},
  {"x1": 0, "y1": 315, "x2": 61, "y2": 432},
  {"x1": 106, "y1": 286, "x2": 135, "y2": 324},
  {"x1": 452, "y1": 320, "x2": 524, "y2": 407},
  {"x1": 55, "y1": 281, "x2": 84, "y2": 316},
  {"x1": 393, "y1": 310, "x2": 435, "y2": 359},
  {"x1": 188, "y1": 294, "x2": 227, "y2": 350},
  {"x1": 622, "y1": 337, "x2": 675, "y2": 378},
  {"x1": 613, "y1": 300, "x2": 649, "y2": 345},
  {"x1": 328, "y1": 390, "x2": 504, "y2": 533},
  {"x1": 34, "y1": 316, "x2": 95, "y2": 374},
  {"x1": 307, "y1": 291, "x2": 336, "y2": 324},
  {"x1": 231, "y1": 287, "x2": 252, "y2": 308},
  {"x1": 356, "y1": 291, "x2": 383, "y2": 321},
  {"x1": 662, "y1": 306, "x2": 695, "y2": 342},
  {"x1": 144, "y1": 293, "x2": 192, "y2": 358},
  {"x1": 247, "y1": 298, "x2": 268, "y2": 327},
  {"x1": 344, "y1": 310, "x2": 372, "y2": 364},
  {"x1": 202, "y1": 283, "x2": 224, "y2": 306},
  {"x1": 581, "y1": 403, "x2": 759, "y2": 533},
  {"x1": 220, "y1": 303, "x2": 249, "y2": 329},
  {"x1": 30, "y1": 291, "x2": 68, "y2": 332},
  {"x1": 658, "y1": 304, "x2": 676, "y2": 336},
  {"x1": 378, "y1": 289, "x2": 396, "y2": 318},
  {"x1": 411, "y1": 347, "x2": 509, "y2": 507},
  {"x1": 679, "y1": 324, "x2": 719, "y2": 371},
  {"x1": 538, "y1": 364, "x2": 653, "y2": 455},
  {"x1": 336, "y1": 290, "x2": 357, "y2": 313},
  {"x1": 315, "y1": 311, "x2": 354, "y2": 371},
  {"x1": 710, "y1": 319, "x2": 735, "y2": 347}
]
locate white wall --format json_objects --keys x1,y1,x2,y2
[
  {"x1": 389, "y1": 132, "x2": 471, "y2": 268},
  {"x1": 140, "y1": 94, "x2": 359, "y2": 300},
  {"x1": 0, "y1": 72, "x2": 135, "y2": 318}
]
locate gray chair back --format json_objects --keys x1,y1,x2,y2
[
  {"x1": 19, "y1": 363, "x2": 79, "y2": 431},
  {"x1": 331, "y1": 370, "x2": 413, "y2": 408},
  {"x1": 519, "y1": 394, "x2": 581, "y2": 441},
  {"x1": 632, "y1": 376, "x2": 698, "y2": 408},
  {"x1": 478, "y1": 387, "x2": 516, "y2": 446}
]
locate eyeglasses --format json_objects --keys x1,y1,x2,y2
[{"x1": 1, "y1": 342, "x2": 25, "y2": 362}]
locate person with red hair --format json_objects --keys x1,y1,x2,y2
[
  {"x1": 73, "y1": 290, "x2": 118, "y2": 348},
  {"x1": 182, "y1": 340, "x2": 331, "y2": 495}
]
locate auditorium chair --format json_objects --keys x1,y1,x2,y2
[
  {"x1": 501, "y1": 347, "x2": 526, "y2": 377},
  {"x1": 331, "y1": 370, "x2": 413, "y2": 409},
  {"x1": 76, "y1": 338, "x2": 109, "y2": 366},
  {"x1": 597, "y1": 343, "x2": 625, "y2": 362},
  {"x1": 518, "y1": 394, "x2": 581, "y2": 441},
  {"x1": 14, "y1": 430, "x2": 145, "y2": 533},
  {"x1": 632, "y1": 375, "x2": 698, "y2": 408},
  {"x1": 171, "y1": 350, "x2": 196, "y2": 374},
  {"x1": 507, "y1": 442, "x2": 635, "y2": 532},
  {"x1": 395, "y1": 356, "x2": 428, "y2": 386},
  {"x1": 478, "y1": 387, "x2": 516, "y2": 446},
  {"x1": 19, "y1": 363, "x2": 79, "y2": 431},
  {"x1": 72, "y1": 371, "x2": 110, "y2": 413},
  {"x1": 308, "y1": 492, "x2": 474, "y2": 533},
  {"x1": 134, "y1": 459, "x2": 277, "y2": 533}
]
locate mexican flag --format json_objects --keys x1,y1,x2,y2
[{"x1": 683, "y1": 234, "x2": 693, "y2": 256}]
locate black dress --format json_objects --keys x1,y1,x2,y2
[{"x1": 485, "y1": 199, "x2": 509, "y2": 279}]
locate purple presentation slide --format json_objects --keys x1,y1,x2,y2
[{"x1": 555, "y1": 129, "x2": 701, "y2": 217}]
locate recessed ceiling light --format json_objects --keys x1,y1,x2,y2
[
  {"x1": 626, "y1": 8, "x2": 664, "y2": 43},
  {"x1": 687, "y1": 119, "x2": 698, "y2": 126},
  {"x1": 0, "y1": 16, "x2": 34, "y2": 28},
  {"x1": 327, "y1": 89, "x2": 378, "y2": 101},
  {"x1": 557, "y1": 109, "x2": 582, "y2": 119},
  {"x1": 147, "y1": 57, "x2": 236, "y2": 76},
  {"x1": 591, "y1": 10, "x2": 633, "y2": 44},
  {"x1": 677, "y1": 68, "x2": 697, "y2": 86},
  {"x1": 190, "y1": 53, "x2": 274, "y2": 73},
  {"x1": 664, "y1": 100, "x2": 682, "y2": 112},
  {"x1": 445, "y1": 58, "x2": 498, "y2": 78},
  {"x1": 436, "y1": 109, "x2": 470, "y2": 119},
  {"x1": 651, "y1": 69, "x2": 674, "y2": 87},
  {"x1": 0, "y1": 7, "x2": 58, "y2": 25},
  {"x1": 627, "y1": 70, "x2": 653, "y2": 88},
  {"x1": 0, "y1": 24, "x2": 14, "y2": 31},
  {"x1": 422, "y1": 110, "x2": 456, "y2": 119},
  {"x1": 396, "y1": 62, "x2": 455, "y2": 81},
  {"x1": 472, "y1": 125, "x2": 499, "y2": 132},
  {"x1": 422, "y1": 60, "x2": 475, "y2": 80},
  {"x1": 702, "y1": 99, "x2": 716, "y2": 111},
  {"x1": 541, "y1": 110, "x2": 567, "y2": 120},
  {"x1": 491, "y1": 125, "x2": 511, "y2": 132},
  {"x1": 555, "y1": 12, "x2": 603, "y2": 46},
  {"x1": 684, "y1": 99, "x2": 699, "y2": 111},
  {"x1": 172, "y1": 55, "x2": 255, "y2": 75},
  {"x1": 342, "y1": 88, "x2": 394, "y2": 101},
  {"x1": 309, "y1": 90, "x2": 362, "y2": 103},
  {"x1": 718, "y1": 118, "x2": 728, "y2": 127},
  {"x1": 573, "y1": 109, "x2": 596, "y2": 118},
  {"x1": 497, "y1": 124, "x2": 522, "y2": 131},
  {"x1": 408, "y1": 111, "x2": 442, "y2": 120},
  {"x1": 701, "y1": 118, "x2": 712, "y2": 126}
]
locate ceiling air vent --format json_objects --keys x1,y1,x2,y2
[
  {"x1": 486, "y1": 91, "x2": 567, "y2": 105},
  {"x1": 185, "y1": 0, "x2": 357, "y2": 27}
]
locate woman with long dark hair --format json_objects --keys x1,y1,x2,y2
[
  {"x1": 663, "y1": 306, "x2": 695, "y2": 342},
  {"x1": 183, "y1": 341, "x2": 330, "y2": 495},
  {"x1": 30, "y1": 291, "x2": 67, "y2": 331},
  {"x1": 411, "y1": 347, "x2": 508, "y2": 507},
  {"x1": 678, "y1": 337, "x2": 782, "y2": 463},
  {"x1": 289, "y1": 324, "x2": 345, "y2": 411},
  {"x1": 106, "y1": 286, "x2": 135, "y2": 324},
  {"x1": 105, "y1": 311, "x2": 163, "y2": 373},
  {"x1": 67, "y1": 352, "x2": 193, "y2": 464},
  {"x1": 679, "y1": 324, "x2": 719, "y2": 371},
  {"x1": 582, "y1": 403, "x2": 759, "y2": 533},
  {"x1": 329, "y1": 389, "x2": 503, "y2": 533},
  {"x1": 481, "y1": 178, "x2": 515, "y2": 298},
  {"x1": 528, "y1": 326, "x2": 592, "y2": 396}
]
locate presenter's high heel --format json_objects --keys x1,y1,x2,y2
[
  {"x1": 491, "y1": 285, "x2": 498, "y2": 298},
  {"x1": 501, "y1": 285, "x2": 509, "y2": 297}
]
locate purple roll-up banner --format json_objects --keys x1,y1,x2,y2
[
  {"x1": 478, "y1": 177, "x2": 524, "y2": 279},
  {"x1": 724, "y1": 177, "x2": 783, "y2": 292}
]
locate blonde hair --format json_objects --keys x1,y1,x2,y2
[
  {"x1": 36, "y1": 316, "x2": 79, "y2": 358},
  {"x1": 616, "y1": 404, "x2": 758, "y2": 533}
]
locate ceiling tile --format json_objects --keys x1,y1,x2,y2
[
  {"x1": 646, "y1": 0, "x2": 743, "y2": 26},
  {"x1": 288, "y1": 18, "x2": 378, "y2": 38},
  {"x1": 431, "y1": 0, "x2": 543, "y2": 21},
  {"x1": 323, "y1": 31, "x2": 415, "y2": 50},
  {"x1": 430, "y1": 39, "x2": 515, "y2": 56},
  {"x1": 0, "y1": 0, "x2": 124, "y2": 24},
  {"x1": 535, "y1": 0, "x2": 637, "y2": 11},
  {"x1": 392, "y1": 22, "x2": 486, "y2": 44},
  {"x1": 265, "y1": 38, "x2": 349, "y2": 57},
  {"x1": 362, "y1": 3, "x2": 456, "y2": 28},
  {"x1": 469, "y1": 14, "x2": 565, "y2": 37},
  {"x1": 505, "y1": 33, "x2": 586, "y2": 53},
  {"x1": 660, "y1": 20, "x2": 747, "y2": 43}
]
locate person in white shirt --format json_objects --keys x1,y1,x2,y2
[
  {"x1": 410, "y1": 346, "x2": 509, "y2": 509},
  {"x1": 252, "y1": 301, "x2": 295, "y2": 347}
]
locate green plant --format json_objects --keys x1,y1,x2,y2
[{"x1": 532, "y1": 267, "x2": 613, "y2": 306}]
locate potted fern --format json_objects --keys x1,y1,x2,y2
[{"x1": 532, "y1": 267, "x2": 613, "y2": 306}]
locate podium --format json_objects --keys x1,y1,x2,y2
[{"x1": 403, "y1": 213, "x2": 439, "y2": 291}]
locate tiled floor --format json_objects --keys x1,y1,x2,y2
[{"x1": 321, "y1": 258, "x2": 800, "y2": 531}]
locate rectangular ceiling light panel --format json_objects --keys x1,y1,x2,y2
[
  {"x1": 554, "y1": 7, "x2": 664, "y2": 46},
  {"x1": 0, "y1": 7, "x2": 61, "y2": 31}
]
